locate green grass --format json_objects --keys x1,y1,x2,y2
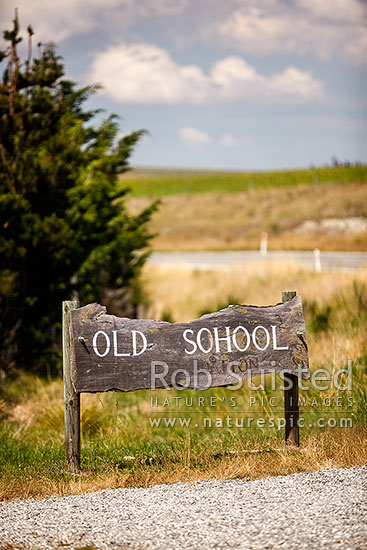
[
  {"x1": 0, "y1": 429, "x2": 65, "y2": 478},
  {"x1": 121, "y1": 166, "x2": 367, "y2": 197},
  {"x1": 1, "y1": 364, "x2": 366, "y2": 501}
]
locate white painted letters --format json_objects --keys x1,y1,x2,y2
[
  {"x1": 183, "y1": 329, "x2": 197, "y2": 355},
  {"x1": 213, "y1": 326, "x2": 232, "y2": 353},
  {"x1": 92, "y1": 329, "x2": 147, "y2": 358},
  {"x1": 132, "y1": 330, "x2": 147, "y2": 356},
  {"x1": 197, "y1": 327, "x2": 213, "y2": 353},
  {"x1": 271, "y1": 325, "x2": 289, "y2": 350},
  {"x1": 93, "y1": 331, "x2": 110, "y2": 357},
  {"x1": 232, "y1": 326, "x2": 251, "y2": 352},
  {"x1": 92, "y1": 324, "x2": 288, "y2": 359},
  {"x1": 112, "y1": 330, "x2": 130, "y2": 357},
  {"x1": 252, "y1": 326, "x2": 270, "y2": 351},
  {"x1": 182, "y1": 324, "x2": 286, "y2": 355}
]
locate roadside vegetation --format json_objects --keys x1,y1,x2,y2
[
  {"x1": 126, "y1": 173, "x2": 367, "y2": 251},
  {"x1": 1, "y1": 263, "x2": 366, "y2": 500}
]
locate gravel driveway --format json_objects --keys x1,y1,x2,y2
[{"x1": 1, "y1": 466, "x2": 366, "y2": 550}]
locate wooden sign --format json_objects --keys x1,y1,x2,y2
[
  {"x1": 69, "y1": 296, "x2": 309, "y2": 394},
  {"x1": 63, "y1": 291, "x2": 308, "y2": 472}
]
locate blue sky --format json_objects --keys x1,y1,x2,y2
[{"x1": 1, "y1": 0, "x2": 366, "y2": 170}]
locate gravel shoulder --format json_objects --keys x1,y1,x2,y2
[{"x1": 1, "y1": 466, "x2": 366, "y2": 550}]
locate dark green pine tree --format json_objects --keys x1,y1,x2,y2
[{"x1": 0, "y1": 12, "x2": 158, "y2": 375}]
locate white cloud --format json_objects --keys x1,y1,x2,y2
[
  {"x1": 89, "y1": 42, "x2": 325, "y2": 104},
  {"x1": 220, "y1": 134, "x2": 239, "y2": 147},
  {"x1": 1, "y1": 0, "x2": 189, "y2": 42},
  {"x1": 2, "y1": 0, "x2": 116, "y2": 42},
  {"x1": 296, "y1": 0, "x2": 363, "y2": 24},
  {"x1": 218, "y1": 0, "x2": 366, "y2": 66},
  {"x1": 219, "y1": 134, "x2": 253, "y2": 147},
  {"x1": 90, "y1": 43, "x2": 211, "y2": 104},
  {"x1": 179, "y1": 130, "x2": 252, "y2": 149},
  {"x1": 2, "y1": 0, "x2": 364, "y2": 68},
  {"x1": 178, "y1": 127, "x2": 212, "y2": 149}
]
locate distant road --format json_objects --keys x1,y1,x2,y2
[{"x1": 149, "y1": 250, "x2": 367, "y2": 271}]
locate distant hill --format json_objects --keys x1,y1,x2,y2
[{"x1": 123, "y1": 166, "x2": 367, "y2": 252}]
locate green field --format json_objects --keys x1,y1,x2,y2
[{"x1": 120, "y1": 165, "x2": 367, "y2": 197}]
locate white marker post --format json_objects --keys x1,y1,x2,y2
[
  {"x1": 260, "y1": 232, "x2": 268, "y2": 257},
  {"x1": 313, "y1": 248, "x2": 321, "y2": 272}
]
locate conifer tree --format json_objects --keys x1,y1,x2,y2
[{"x1": 0, "y1": 12, "x2": 157, "y2": 374}]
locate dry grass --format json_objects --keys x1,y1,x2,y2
[
  {"x1": 1, "y1": 428, "x2": 366, "y2": 501},
  {"x1": 128, "y1": 181, "x2": 367, "y2": 251},
  {"x1": 141, "y1": 261, "x2": 367, "y2": 323},
  {"x1": 209, "y1": 428, "x2": 367, "y2": 479}
]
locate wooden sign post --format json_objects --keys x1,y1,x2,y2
[
  {"x1": 63, "y1": 291, "x2": 309, "y2": 471},
  {"x1": 282, "y1": 291, "x2": 300, "y2": 446},
  {"x1": 62, "y1": 300, "x2": 80, "y2": 473}
]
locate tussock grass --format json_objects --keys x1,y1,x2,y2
[
  {"x1": 128, "y1": 180, "x2": 367, "y2": 251},
  {"x1": 1, "y1": 264, "x2": 366, "y2": 500},
  {"x1": 141, "y1": 262, "x2": 367, "y2": 324}
]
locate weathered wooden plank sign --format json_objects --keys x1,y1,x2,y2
[
  {"x1": 69, "y1": 296, "x2": 309, "y2": 394},
  {"x1": 63, "y1": 292, "x2": 309, "y2": 472}
]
